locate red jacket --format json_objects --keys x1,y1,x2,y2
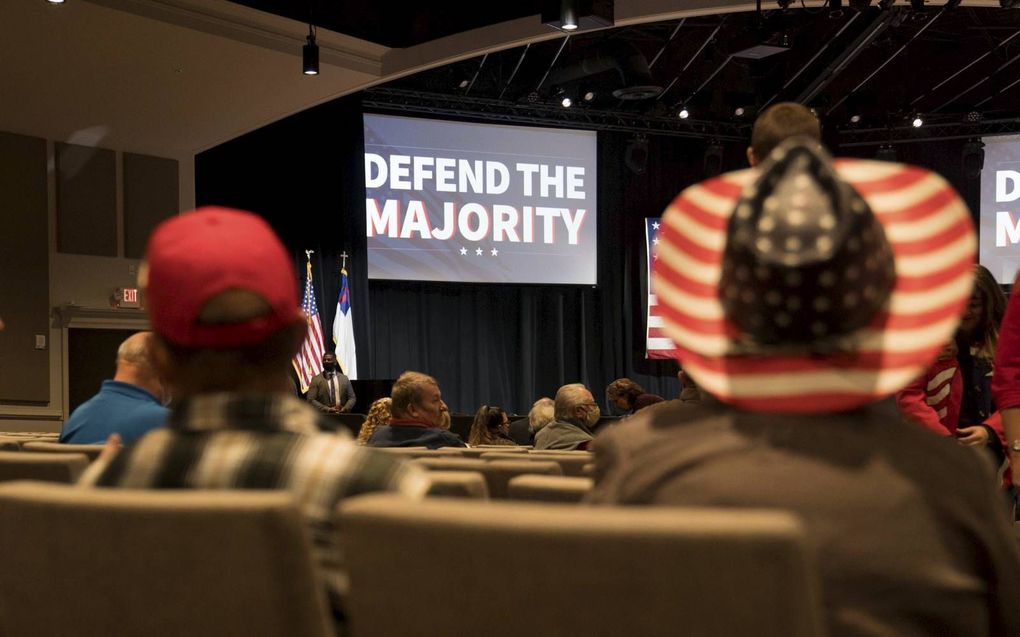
[{"x1": 896, "y1": 357, "x2": 962, "y2": 436}]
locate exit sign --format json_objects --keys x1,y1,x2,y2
[{"x1": 114, "y1": 287, "x2": 140, "y2": 309}]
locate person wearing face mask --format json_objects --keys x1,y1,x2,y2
[
  {"x1": 533, "y1": 383, "x2": 599, "y2": 451},
  {"x1": 60, "y1": 331, "x2": 170, "y2": 444},
  {"x1": 307, "y1": 351, "x2": 356, "y2": 414}
]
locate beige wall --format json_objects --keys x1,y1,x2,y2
[{"x1": 0, "y1": 136, "x2": 191, "y2": 432}]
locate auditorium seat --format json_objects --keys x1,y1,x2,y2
[
  {"x1": 424, "y1": 470, "x2": 489, "y2": 499},
  {"x1": 0, "y1": 437, "x2": 21, "y2": 451},
  {"x1": 0, "y1": 483, "x2": 333, "y2": 637},
  {"x1": 482, "y1": 451, "x2": 590, "y2": 476},
  {"x1": 0, "y1": 451, "x2": 89, "y2": 483},
  {"x1": 459, "y1": 446, "x2": 527, "y2": 458},
  {"x1": 477, "y1": 460, "x2": 563, "y2": 499},
  {"x1": 506, "y1": 474, "x2": 593, "y2": 503},
  {"x1": 21, "y1": 441, "x2": 104, "y2": 461},
  {"x1": 338, "y1": 494, "x2": 826, "y2": 637},
  {"x1": 414, "y1": 457, "x2": 562, "y2": 498}
]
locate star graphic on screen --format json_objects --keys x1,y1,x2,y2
[
  {"x1": 459, "y1": 247, "x2": 467, "y2": 255},
  {"x1": 652, "y1": 221, "x2": 660, "y2": 230},
  {"x1": 653, "y1": 237, "x2": 660, "y2": 245},
  {"x1": 491, "y1": 248, "x2": 499, "y2": 256},
  {"x1": 475, "y1": 247, "x2": 483, "y2": 256}
]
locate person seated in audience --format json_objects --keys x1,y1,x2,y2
[
  {"x1": 588, "y1": 137, "x2": 1020, "y2": 637},
  {"x1": 467, "y1": 405, "x2": 516, "y2": 446},
  {"x1": 60, "y1": 331, "x2": 169, "y2": 444},
  {"x1": 534, "y1": 384, "x2": 598, "y2": 450},
  {"x1": 606, "y1": 378, "x2": 663, "y2": 415},
  {"x1": 356, "y1": 397, "x2": 391, "y2": 445},
  {"x1": 306, "y1": 351, "x2": 356, "y2": 414},
  {"x1": 78, "y1": 207, "x2": 429, "y2": 627},
  {"x1": 508, "y1": 396, "x2": 554, "y2": 445},
  {"x1": 366, "y1": 371, "x2": 466, "y2": 448}
]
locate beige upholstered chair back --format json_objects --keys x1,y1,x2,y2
[
  {"x1": 424, "y1": 470, "x2": 489, "y2": 499},
  {"x1": 339, "y1": 495, "x2": 826, "y2": 637},
  {"x1": 458, "y1": 446, "x2": 527, "y2": 458},
  {"x1": 506, "y1": 474, "x2": 593, "y2": 503},
  {"x1": 0, "y1": 482, "x2": 333, "y2": 637},
  {"x1": 482, "y1": 451, "x2": 590, "y2": 476},
  {"x1": 477, "y1": 459, "x2": 562, "y2": 498},
  {"x1": 0, "y1": 451, "x2": 89, "y2": 483},
  {"x1": 0, "y1": 437, "x2": 21, "y2": 451},
  {"x1": 21, "y1": 441, "x2": 104, "y2": 460}
]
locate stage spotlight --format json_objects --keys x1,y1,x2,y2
[
  {"x1": 734, "y1": 106, "x2": 746, "y2": 117},
  {"x1": 46, "y1": 0, "x2": 66, "y2": 4},
  {"x1": 678, "y1": 106, "x2": 690, "y2": 119},
  {"x1": 965, "y1": 111, "x2": 982, "y2": 123},
  {"x1": 561, "y1": 96, "x2": 573, "y2": 107},
  {"x1": 542, "y1": 0, "x2": 614, "y2": 32},
  {"x1": 962, "y1": 139, "x2": 985, "y2": 179},
  {"x1": 303, "y1": 25, "x2": 319, "y2": 76},
  {"x1": 876, "y1": 145, "x2": 897, "y2": 161},
  {"x1": 583, "y1": 90, "x2": 597, "y2": 102},
  {"x1": 850, "y1": 114, "x2": 862, "y2": 124},
  {"x1": 911, "y1": 114, "x2": 924, "y2": 128},
  {"x1": 458, "y1": 79, "x2": 470, "y2": 89}
]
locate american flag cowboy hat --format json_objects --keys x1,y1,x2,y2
[{"x1": 652, "y1": 137, "x2": 976, "y2": 413}]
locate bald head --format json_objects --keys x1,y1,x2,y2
[
  {"x1": 115, "y1": 332, "x2": 164, "y2": 401},
  {"x1": 748, "y1": 102, "x2": 822, "y2": 166}
]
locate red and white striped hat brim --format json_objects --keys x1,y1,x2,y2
[{"x1": 652, "y1": 159, "x2": 976, "y2": 413}]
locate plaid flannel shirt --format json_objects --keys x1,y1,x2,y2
[{"x1": 78, "y1": 391, "x2": 430, "y2": 619}]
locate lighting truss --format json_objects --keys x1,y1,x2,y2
[{"x1": 362, "y1": 88, "x2": 748, "y2": 141}]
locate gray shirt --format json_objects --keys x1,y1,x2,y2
[{"x1": 588, "y1": 399, "x2": 1020, "y2": 637}]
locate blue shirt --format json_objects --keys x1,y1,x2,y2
[
  {"x1": 367, "y1": 423, "x2": 466, "y2": 449},
  {"x1": 60, "y1": 380, "x2": 169, "y2": 444}
]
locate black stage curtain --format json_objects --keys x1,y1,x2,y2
[{"x1": 197, "y1": 96, "x2": 977, "y2": 414}]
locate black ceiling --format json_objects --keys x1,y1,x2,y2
[{"x1": 227, "y1": 2, "x2": 1020, "y2": 146}]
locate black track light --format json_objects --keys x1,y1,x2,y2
[{"x1": 303, "y1": 24, "x2": 319, "y2": 76}]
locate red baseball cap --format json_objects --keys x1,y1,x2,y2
[{"x1": 142, "y1": 207, "x2": 303, "y2": 348}]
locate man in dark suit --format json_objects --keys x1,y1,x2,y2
[{"x1": 306, "y1": 352, "x2": 356, "y2": 414}]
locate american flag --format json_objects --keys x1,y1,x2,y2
[
  {"x1": 292, "y1": 259, "x2": 326, "y2": 393},
  {"x1": 646, "y1": 217, "x2": 680, "y2": 359}
]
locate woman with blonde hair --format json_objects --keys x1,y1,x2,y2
[
  {"x1": 356, "y1": 397, "x2": 392, "y2": 445},
  {"x1": 468, "y1": 404, "x2": 516, "y2": 446}
]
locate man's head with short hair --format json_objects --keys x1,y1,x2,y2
[
  {"x1": 528, "y1": 397, "x2": 555, "y2": 434},
  {"x1": 140, "y1": 208, "x2": 306, "y2": 398},
  {"x1": 554, "y1": 383, "x2": 597, "y2": 427},
  {"x1": 748, "y1": 102, "x2": 821, "y2": 167},
  {"x1": 114, "y1": 332, "x2": 165, "y2": 402},
  {"x1": 322, "y1": 352, "x2": 338, "y2": 373},
  {"x1": 390, "y1": 371, "x2": 448, "y2": 427}
]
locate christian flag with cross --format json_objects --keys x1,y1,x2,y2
[
  {"x1": 333, "y1": 262, "x2": 358, "y2": 380},
  {"x1": 646, "y1": 218, "x2": 680, "y2": 359}
]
